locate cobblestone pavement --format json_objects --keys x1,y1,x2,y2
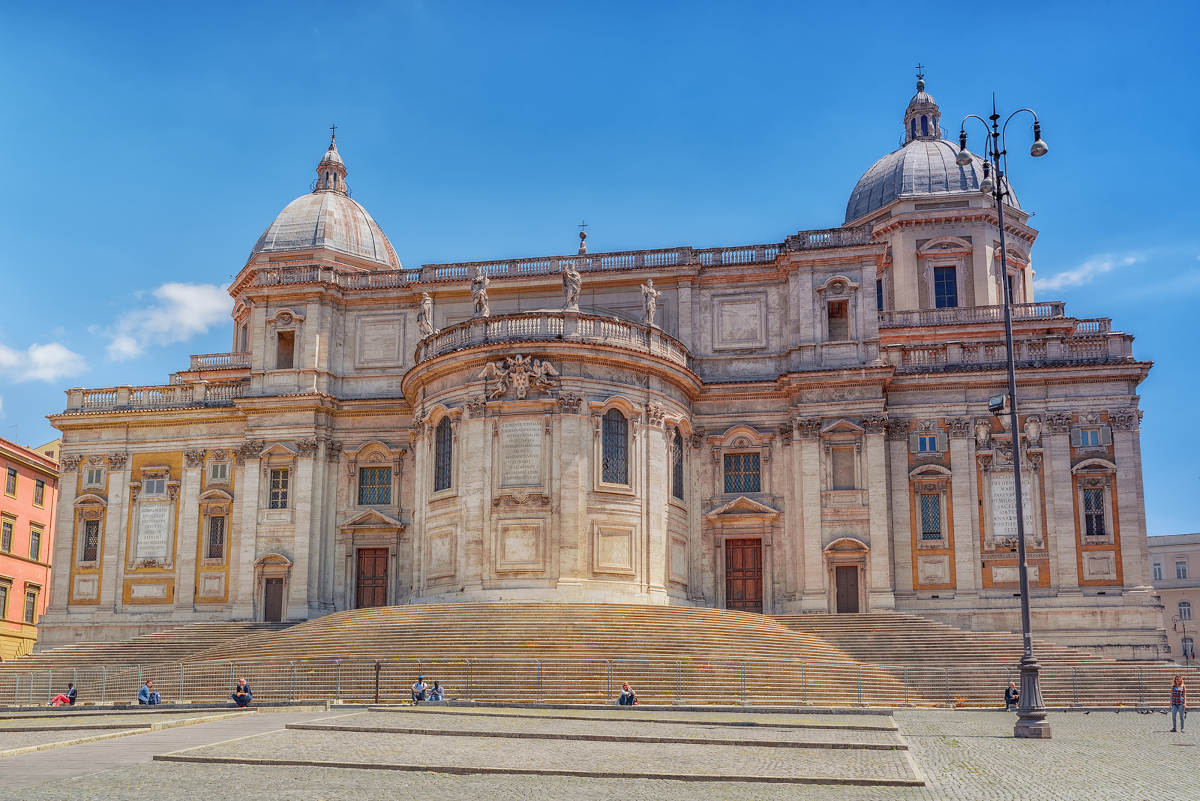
[
  {"x1": 3, "y1": 708, "x2": 1197, "y2": 800},
  {"x1": 0, "y1": 712, "x2": 238, "y2": 730},
  {"x1": 371, "y1": 704, "x2": 897, "y2": 728},
  {"x1": 307, "y1": 709, "x2": 904, "y2": 746},
  {"x1": 0, "y1": 727, "x2": 141, "y2": 752},
  {"x1": 167, "y1": 727, "x2": 919, "y2": 782}
]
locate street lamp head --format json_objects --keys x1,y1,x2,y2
[
  {"x1": 956, "y1": 130, "x2": 973, "y2": 166},
  {"x1": 1030, "y1": 121, "x2": 1048, "y2": 157},
  {"x1": 978, "y1": 160, "x2": 995, "y2": 195}
]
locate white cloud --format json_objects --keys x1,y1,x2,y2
[
  {"x1": 0, "y1": 341, "x2": 88, "y2": 382},
  {"x1": 1035, "y1": 252, "x2": 1145, "y2": 291},
  {"x1": 105, "y1": 283, "x2": 231, "y2": 361}
]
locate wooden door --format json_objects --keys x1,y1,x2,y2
[
  {"x1": 724, "y1": 538, "x2": 763, "y2": 613},
  {"x1": 356, "y1": 548, "x2": 389, "y2": 609},
  {"x1": 835, "y1": 566, "x2": 859, "y2": 613},
  {"x1": 263, "y1": 578, "x2": 284, "y2": 622}
]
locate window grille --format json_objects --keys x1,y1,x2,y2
[
  {"x1": 1083, "y1": 487, "x2": 1105, "y2": 536},
  {"x1": 0, "y1": 584, "x2": 6, "y2": 618},
  {"x1": 24, "y1": 590, "x2": 37, "y2": 624},
  {"x1": 920, "y1": 494, "x2": 942, "y2": 540},
  {"x1": 29, "y1": 527, "x2": 41, "y2": 561},
  {"x1": 358, "y1": 467, "x2": 392, "y2": 505},
  {"x1": 671, "y1": 428, "x2": 684, "y2": 501},
  {"x1": 34, "y1": 479, "x2": 45, "y2": 505},
  {"x1": 82, "y1": 519, "x2": 100, "y2": 562},
  {"x1": 268, "y1": 469, "x2": 289, "y2": 509},
  {"x1": 434, "y1": 418, "x2": 453, "y2": 491},
  {"x1": 207, "y1": 516, "x2": 225, "y2": 560},
  {"x1": 723, "y1": 453, "x2": 761, "y2": 494},
  {"x1": 4, "y1": 468, "x2": 15, "y2": 494},
  {"x1": 602, "y1": 410, "x2": 629, "y2": 484},
  {"x1": 0, "y1": 519, "x2": 11, "y2": 552}
]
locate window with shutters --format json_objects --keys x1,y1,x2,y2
[
  {"x1": 723, "y1": 453, "x2": 760, "y2": 494},
  {"x1": 917, "y1": 435, "x2": 938, "y2": 453},
  {"x1": 81, "y1": 519, "x2": 100, "y2": 563},
  {"x1": 358, "y1": 467, "x2": 392, "y2": 505},
  {"x1": 434, "y1": 418, "x2": 453, "y2": 492},
  {"x1": 601, "y1": 410, "x2": 629, "y2": 485},
  {"x1": 671, "y1": 428, "x2": 684, "y2": 501},
  {"x1": 831, "y1": 446, "x2": 856, "y2": 490}
]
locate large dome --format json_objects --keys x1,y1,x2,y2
[
  {"x1": 248, "y1": 137, "x2": 402, "y2": 269},
  {"x1": 844, "y1": 76, "x2": 1019, "y2": 224}
]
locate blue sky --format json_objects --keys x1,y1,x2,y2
[{"x1": 0, "y1": 1, "x2": 1197, "y2": 534}]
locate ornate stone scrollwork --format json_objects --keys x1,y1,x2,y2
[
  {"x1": 796, "y1": 418, "x2": 823, "y2": 438},
  {"x1": 491, "y1": 492, "x2": 551, "y2": 507},
  {"x1": 645, "y1": 404, "x2": 666, "y2": 427},
  {"x1": 556, "y1": 394, "x2": 583, "y2": 414},
  {"x1": 944, "y1": 416, "x2": 971, "y2": 439},
  {"x1": 974, "y1": 417, "x2": 993, "y2": 448},
  {"x1": 106, "y1": 452, "x2": 129, "y2": 469},
  {"x1": 324, "y1": 439, "x2": 343, "y2": 462},
  {"x1": 479, "y1": 354, "x2": 559, "y2": 400},
  {"x1": 1109, "y1": 409, "x2": 1141, "y2": 431},
  {"x1": 1022, "y1": 416, "x2": 1042, "y2": 447},
  {"x1": 184, "y1": 449, "x2": 206, "y2": 468},
  {"x1": 236, "y1": 440, "x2": 264, "y2": 465},
  {"x1": 1045, "y1": 412, "x2": 1072, "y2": 433},
  {"x1": 296, "y1": 439, "x2": 319, "y2": 457},
  {"x1": 411, "y1": 410, "x2": 427, "y2": 437},
  {"x1": 466, "y1": 396, "x2": 489, "y2": 418},
  {"x1": 690, "y1": 433, "x2": 704, "y2": 450},
  {"x1": 861, "y1": 414, "x2": 888, "y2": 434},
  {"x1": 59, "y1": 454, "x2": 81, "y2": 472},
  {"x1": 885, "y1": 418, "x2": 911, "y2": 441}
]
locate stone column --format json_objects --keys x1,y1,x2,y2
[
  {"x1": 289, "y1": 440, "x2": 316, "y2": 620},
  {"x1": 864, "y1": 416, "x2": 895, "y2": 609},
  {"x1": 886, "y1": 420, "x2": 914, "y2": 597},
  {"x1": 946, "y1": 418, "x2": 978, "y2": 598},
  {"x1": 1043, "y1": 412, "x2": 1080, "y2": 593},
  {"x1": 1111, "y1": 410, "x2": 1152, "y2": 591},
  {"x1": 230, "y1": 442, "x2": 262, "y2": 619},
  {"x1": 175, "y1": 450, "x2": 205, "y2": 613},
  {"x1": 797, "y1": 419, "x2": 825, "y2": 610},
  {"x1": 47, "y1": 457, "x2": 79, "y2": 615},
  {"x1": 555, "y1": 396, "x2": 586, "y2": 591},
  {"x1": 99, "y1": 453, "x2": 130, "y2": 612},
  {"x1": 643, "y1": 406, "x2": 668, "y2": 603}
]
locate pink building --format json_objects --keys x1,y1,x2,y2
[{"x1": 0, "y1": 438, "x2": 58, "y2": 660}]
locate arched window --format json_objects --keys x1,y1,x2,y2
[
  {"x1": 671, "y1": 427, "x2": 684, "y2": 500},
  {"x1": 920, "y1": 115, "x2": 929, "y2": 136},
  {"x1": 433, "y1": 418, "x2": 453, "y2": 491},
  {"x1": 601, "y1": 409, "x2": 628, "y2": 484}
]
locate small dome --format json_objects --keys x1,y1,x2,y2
[{"x1": 248, "y1": 134, "x2": 402, "y2": 269}]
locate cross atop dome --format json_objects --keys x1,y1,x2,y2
[
  {"x1": 903, "y1": 69, "x2": 941, "y2": 144},
  {"x1": 315, "y1": 128, "x2": 348, "y2": 195}
]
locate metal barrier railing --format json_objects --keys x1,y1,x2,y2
[{"x1": 5, "y1": 657, "x2": 1198, "y2": 708}]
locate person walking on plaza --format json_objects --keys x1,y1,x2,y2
[
  {"x1": 1170, "y1": 674, "x2": 1187, "y2": 733},
  {"x1": 231, "y1": 677, "x2": 253, "y2": 707},
  {"x1": 617, "y1": 682, "x2": 638, "y2": 706},
  {"x1": 412, "y1": 676, "x2": 428, "y2": 704},
  {"x1": 138, "y1": 679, "x2": 162, "y2": 705},
  {"x1": 50, "y1": 682, "x2": 77, "y2": 706},
  {"x1": 1004, "y1": 681, "x2": 1019, "y2": 711}
]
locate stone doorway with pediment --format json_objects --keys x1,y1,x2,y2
[
  {"x1": 824, "y1": 537, "x2": 869, "y2": 614},
  {"x1": 705, "y1": 495, "x2": 779, "y2": 614},
  {"x1": 337, "y1": 509, "x2": 406, "y2": 610}
]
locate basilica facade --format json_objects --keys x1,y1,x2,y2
[{"x1": 39, "y1": 79, "x2": 1162, "y2": 652}]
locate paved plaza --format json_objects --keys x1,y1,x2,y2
[{"x1": 0, "y1": 704, "x2": 1193, "y2": 799}]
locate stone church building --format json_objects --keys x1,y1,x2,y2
[{"x1": 40, "y1": 79, "x2": 1161, "y2": 652}]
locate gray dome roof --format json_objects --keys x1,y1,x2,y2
[
  {"x1": 844, "y1": 138, "x2": 1019, "y2": 224},
  {"x1": 249, "y1": 191, "x2": 402, "y2": 269}
]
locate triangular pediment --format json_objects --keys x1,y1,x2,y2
[
  {"x1": 821, "y1": 419, "x2": 865, "y2": 436},
  {"x1": 341, "y1": 509, "x2": 406, "y2": 530},
  {"x1": 705, "y1": 495, "x2": 780, "y2": 520}
]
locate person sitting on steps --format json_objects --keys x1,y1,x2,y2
[
  {"x1": 411, "y1": 676, "x2": 428, "y2": 704},
  {"x1": 617, "y1": 682, "x2": 638, "y2": 706},
  {"x1": 429, "y1": 681, "x2": 444, "y2": 702},
  {"x1": 231, "y1": 677, "x2": 253, "y2": 708},
  {"x1": 1004, "y1": 681, "x2": 1020, "y2": 711},
  {"x1": 50, "y1": 682, "x2": 76, "y2": 706},
  {"x1": 138, "y1": 680, "x2": 162, "y2": 706}
]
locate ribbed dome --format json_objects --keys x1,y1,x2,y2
[
  {"x1": 248, "y1": 135, "x2": 402, "y2": 269},
  {"x1": 844, "y1": 138, "x2": 1020, "y2": 224}
]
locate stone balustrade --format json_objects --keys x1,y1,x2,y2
[
  {"x1": 881, "y1": 334, "x2": 1135, "y2": 373},
  {"x1": 247, "y1": 225, "x2": 873, "y2": 291},
  {"x1": 878, "y1": 301, "x2": 1066, "y2": 328},
  {"x1": 188, "y1": 352, "x2": 251, "y2": 371},
  {"x1": 66, "y1": 381, "x2": 249, "y2": 413},
  {"x1": 415, "y1": 310, "x2": 692, "y2": 368}
]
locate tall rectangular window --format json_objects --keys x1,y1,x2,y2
[
  {"x1": 1180, "y1": 602, "x2": 1193, "y2": 621},
  {"x1": 876, "y1": 279, "x2": 884, "y2": 311},
  {"x1": 601, "y1": 410, "x2": 629, "y2": 485},
  {"x1": 831, "y1": 446, "x2": 856, "y2": 490},
  {"x1": 1083, "y1": 487, "x2": 1106, "y2": 536},
  {"x1": 268, "y1": 469, "x2": 289, "y2": 509},
  {"x1": 34, "y1": 479, "x2": 45, "y2": 506},
  {"x1": 920, "y1": 493, "x2": 942, "y2": 540},
  {"x1": 434, "y1": 418, "x2": 453, "y2": 491},
  {"x1": 671, "y1": 429, "x2": 685, "y2": 501},
  {"x1": 827, "y1": 300, "x2": 849, "y2": 340},
  {"x1": 1177, "y1": 560, "x2": 1189, "y2": 580},
  {"x1": 0, "y1": 583, "x2": 7, "y2": 619},
  {"x1": 82, "y1": 519, "x2": 100, "y2": 562},
  {"x1": 0, "y1": 518, "x2": 11, "y2": 552},
  {"x1": 358, "y1": 467, "x2": 392, "y2": 505},
  {"x1": 933, "y1": 266, "x2": 958, "y2": 308},
  {"x1": 4, "y1": 467, "x2": 16, "y2": 495},
  {"x1": 276, "y1": 330, "x2": 295, "y2": 369},
  {"x1": 723, "y1": 453, "x2": 761, "y2": 494},
  {"x1": 29, "y1": 526, "x2": 41, "y2": 561},
  {"x1": 1152, "y1": 562, "x2": 1164, "y2": 581},
  {"x1": 23, "y1": 589, "x2": 37, "y2": 624},
  {"x1": 207, "y1": 516, "x2": 226, "y2": 560}
]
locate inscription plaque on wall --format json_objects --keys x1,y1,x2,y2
[
  {"x1": 135, "y1": 502, "x2": 172, "y2": 561},
  {"x1": 501, "y1": 420, "x2": 542, "y2": 488},
  {"x1": 989, "y1": 472, "x2": 1034, "y2": 539}
]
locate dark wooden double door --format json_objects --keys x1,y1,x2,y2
[
  {"x1": 355, "y1": 548, "x2": 389, "y2": 609},
  {"x1": 725, "y1": 538, "x2": 763, "y2": 613}
]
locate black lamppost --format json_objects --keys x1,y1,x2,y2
[{"x1": 957, "y1": 98, "x2": 1052, "y2": 740}]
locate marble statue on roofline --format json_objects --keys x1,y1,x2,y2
[{"x1": 471, "y1": 265, "x2": 490, "y2": 318}]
